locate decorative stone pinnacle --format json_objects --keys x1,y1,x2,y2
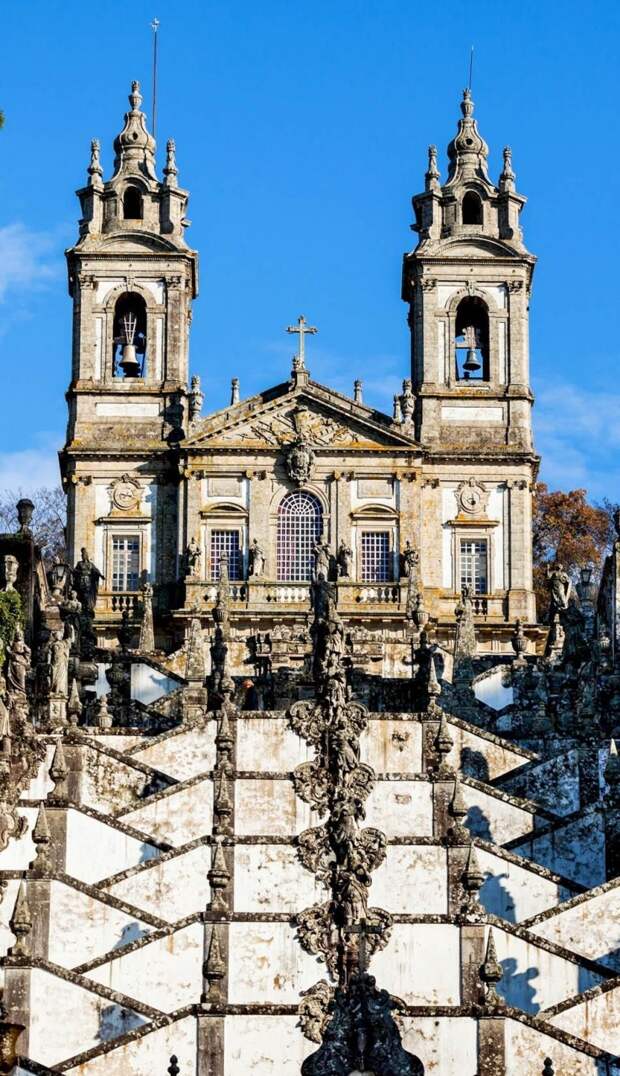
[
  {"x1": 500, "y1": 145, "x2": 516, "y2": 192},
  {"x1": 393, "y1": 394, "x2": 403, "y2": 424},
  {"x1": 461, "y1": 87, "x2": 474, "y2": 118},
  {"x1": 353, "y1": 379, "x2": 363, "y2": 404},
  {"x1": 164, "y1": 138, "x2": 178, "y2": 187},
  {"x1": 203, "y1": 924, "x2": 226, "y2": 999},
  {"x1": 168, "y1": 1057, "x2": 180, "y2": 1076},
  {"x1": 425, "y1": 143, "x2": 440, "y2": 190},
  {"x1": 230, "y1": 378, "x2": 240, "y2": 406},
  {"x1": 463, "y1": 841, "x2": 484, "y2": 893},
  {"x1": 87, "y1": 138, "x2": 103, "y2": 185},
  {"x1": 10, "y1": 882, "x2": 32, "y2": 956},
  {"x1": 542, "y1": 1060, "x2": 554, "y2": 1076},
  {"x1": 480, "y1": 929, "x2": 505, "y2": 1008},
  {"x1": 129, "y1": 80, "x2": 143, "y2": 112}
]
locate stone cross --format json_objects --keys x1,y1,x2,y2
[
  {"x1": 286, "y1": 314, "x2": 318, "y2": 370},
  {"x1": 343, "y1": 917, "x2": 384, "y2": 976}
]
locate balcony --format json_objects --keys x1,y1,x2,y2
[{"x1": 97, "y1": 591, "x2": 140, "y2": 616}]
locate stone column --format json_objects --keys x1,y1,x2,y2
[
  {"x1": 477, "y1": 1015, "x2": 507, "y2": 1075},
  {"x1": 506, "y1": 479, "x2": 533, "y2": 622}
]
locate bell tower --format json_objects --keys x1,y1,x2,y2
[
  {"x1": 403, "y1": 91, "x2": 538, "y2": 626},
  {"x1": 61, "y1": 81, "x2": 199, "y2": 606},
  {"x1": 402, "y1": 89, "x2": 536, "y2": 451}
]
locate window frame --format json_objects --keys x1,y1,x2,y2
[
  {"x1": 359, "y1": 529, "x2": 393, "y2": 583},
  {"x1": 209, "y1": 528, "x2": 243, "y2": 581},
  {"x1": 276, "y1": 490, "x2": 323, "y2": 582},
  {"x1": 109, "y1": 532, "x2": 142, "y2": 593},
  {"x1": 459, "y1": 536, "x2": 489, "y2": 595}
]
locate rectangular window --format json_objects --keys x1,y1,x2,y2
[
  {"x1": 460, "y1": 539, "x2": 488, "y2": 595},
  {"x1": 210, "y1": 530, "x2": 242, "y2": 581},
  {"x1": 111, "y1": 535, "x2": 141, "y2": 592},
  {"x1": 361, "y1": 531, "x2": 391, "y2": 583}
]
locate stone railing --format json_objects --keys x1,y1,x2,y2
[
  {"x1": 97, "y1": 591, "x2": 140, "y2": 615},
  {"x1": 435, "y1": 592, "x2": 507, "y2": 620},
  {"x1": 203, "y1": 582, "x2": 248, "y2": 603},
  {"x1": 338, "y1": 582, "x2": 402, "y2": 605}
]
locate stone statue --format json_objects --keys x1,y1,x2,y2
[
  {"x1": 400, "y1": 541, "x2": 419, "y2": 580},
  {"x1": 248, "y1": 538, "x2": 265, "y2": 578},
  {"x1": 313, "y1": 537, "x2": 331, "y2": 581},
  {"x1": 61, "y1": 589, "x2": 83, "y2": 650},
  {"x1": 337, "y1": 540, "x2": 353, "y2": 579},
  {"x1": 7, "y1": 627, "x2": 30, "y2": 697},
  {"x1": 284, "y1": 437, "x2": 315, "y2": 485},
  {"x1": 73, "y1": 548, "x2": 104, "y2": 613},
  {"x1": 184, "y1": 536, "x2": 201, "y2": 579},
  {"x1": 48, "y1": 630, "x2": 70, "y2": 697},
  {"x1": 547, "y1": 563, "x2": 571, "y2": 617},
  {"x1": 1, "y1": 555, "x2": 18, "y2": 593}
]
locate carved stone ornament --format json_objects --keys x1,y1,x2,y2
[
  {"x1": 301, "y1": 972, "x2": 423, "y2": 1076},
  {"x1": 284, "y1": 437, "x2": 316, "y2": 485},
  {"x1": 217, "y1": 405, "x2": 360, "y2": 448},
  {"x1": 299, "y1": 980, "x2": 334, "y2": 1043},
  {"x1": 296, "y1": 903, "x2": 392, "y2": 978},
  {"x1": 110, "y1": 473, "x2": 142, "y2": 514},
  {"x1": 456, "y1": 477, "x2": 489, "y2": 516}
]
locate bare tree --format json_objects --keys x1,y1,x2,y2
[{"x1": 0, "y1": 487, "x2": 67, "y2": 565}]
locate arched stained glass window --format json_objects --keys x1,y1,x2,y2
[{"x1": 277, "y1": 491, "x2": 323, "y2": 582}]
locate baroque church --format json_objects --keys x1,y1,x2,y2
[{"x1": 0, "y1": 80, "x2": 619, "y2": 1075}]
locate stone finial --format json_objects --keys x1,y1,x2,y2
[
  {"x1": 49, "y1": 741, "x2": 69, "y2": 800},
  {"x1": 95, "y1": 693, "x2": 113, "y2": 730},
  {"x1": 480, "y1": 929, "x2": 504, "y2": 1007},
  {"x1": 446, "y1": 88, "x2": 490, "y2": 184},
  {"x1": 208, "y1": 838, "x2": 230, "y2": 911},
  {"x1": 511, "y1": 618, "x2": 527, "y2": 665},
  {"x1": 463, "y1": 841, "x2": 484, "y2": 894},
  {"x1": 168, "y1": 1057, "x2": 180, "y2": 1076},
  {"x1": 203, "y1": 924, "x2": 226, "y2": 1001},
  {"x1": 499, "y1": 145, "x2": 516, "y2": 192},
  {"x1": 164, "y1": 138, "x2": 178, "y2": 187},
  {"x1": 353, "y1": 380, "x2": 363, "y2": 404},
  {"x1": 216, "y1": 707, "x2": 234, "y2": 759},
  {"x1": 112, "y1": 80, "x2": 157, "y2": 181},
  {"x1": 9, "y1": 881, "x2": 32, "y2": 956},
  {"x1": 393, "y1": 394, "x2": 403, "y2": 423},
  {"x1": 542, "y1": 1060, "x2": 554, "y2": 1076},
  {"x1": 453, "y1": 585, "x2": 476, "y2": 690},
  {"x1": 88, "y1": 138, "x2": 104, "y2": 187},
  {"x1": 67, "y1": 679, "x2": 82, "y2": 725},
  {"x1": 400, "y1": 379, "x2": 415, "y2": 426},
  {"x1": 230, "y1": 378, "x2": 240, "y2": 406},
  {"x1": 425, "y1": 143, "x2": 440, "y2": 191},
  {"x1": 31, "y1": 804, "x2": 52, "y2": 871},
  {"x1": 188, "y1": 374, "x2": 204, "y2": 422},
  {"x1": 1, "y1": 554, "x2": 19, "y2": 593},
  {"x1": 447, "y1": 776, "x2": 469, "y2": 843},
  {"x1": 213, "y1": 771, "x2": 233, "y2": 834},
  {"x1": 434, "y1": 711, "x2": 454, "y2": 774},
  {"x1": 139, "y1": 581, "x2": 155, "y2": 654},
  {"x1": 16, "y1": 498, "x2": 34, "y2": 534}
]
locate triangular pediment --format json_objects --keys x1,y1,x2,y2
[{"x1": 185, "y1": 379, "x2": 419, "y2": 452}]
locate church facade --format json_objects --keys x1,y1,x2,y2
[
  {"x1": 61, "y1": 80, "x2": 538, "y2": 672},
  {"x1": 0, "y1": 81, "x2": 619, "y2": 1076}
]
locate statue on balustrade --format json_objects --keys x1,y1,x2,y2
[
  {"x1": 337, "y1": 540, "x2": 353, "y2": 579},
  {"x1": 248, "y1": 538, "x2": 265, "y2": 578}
]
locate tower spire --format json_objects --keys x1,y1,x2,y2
[
  {"x1": 112, "y1": 80, "x2": 157, "y2": 181},
  {"x1": 445, "y1": 88, "x2": 490, "y2": 185}
]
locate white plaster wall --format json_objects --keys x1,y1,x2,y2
[
  {"x1": 48, "y1": 881, "x2": 153, "y2": 968},
  {"x1": 228, "y1": 921, "x2": 321, "y2": 1004},
  {"x1": 462, "y1": 784, "x2": 534, "y2": 844},
  {"x1": 400, "y1": 1016, "x2": 478, "y2": 1074},
  {"x1": 235, "y1": 779, "x2": 317, "y2": 836},
  {"x1": 506, "y1": 1017, "x2": 607, "y2": 1075},
  {"x1": 488, "y1": 486, "x2": 505, "y2": 589},
  {"x1": 514, "y1": 813, "x2": 606, "y2": 888},
  {"x1": 361, "y1": 720, "x2": 423, "y2": 773},
  {"x1": 107, "y1": 844, "x2": 212, "y2": 922},
  {"x1": 441, "y1": 488, "x2": 455, "y2": 588},
  {"x1": 529, "y1": 884, "x2": 620, "y2": 969},
  {"x1": 132, "y1": 726, "x2": 217, "y2": 780},
  {"x1": 0, "y1": 807, "x2": 36, "y2": 870},
  {"x1": 224, "y1": 1015, "x2": 312, "y2": 1074},
  {"x1": 236, "y1": 718, "x2": 312, "y2": 772},
  {"x1": 371, "y1": 845, "x2": 447, "y2": 914},
  {"x1": 64, "y1": 1015, "x2": 197, "y2": 1076},
  {"x1": 447, "y1": 724, "x2": 527, "y2": 780},
  {"x1": 493, "y1": 927, "x2": 601, "y2": 1013},
  {"x1": 476, "y1": 847, "x2": 561, "y2": 923},
  {"x1": 87, "y1": 922, "x2": 203, "y2": 1011},
  {"x1": 371, "y1": 924, "x2": 461, "y2": 1005},
  {"x1": 122, "y1": 779, "x2": 213, "y2": 845},
  {"x1": 28, "y1": 967, "x2": 147, "y2": 1067},
  {"x1": 65, "y1": 810, "x2": 160, "y2": 884},
  {"x1": 234, "y1": 845, "x2": 325, "y2": 913},
  {"x1": 24, "y1": 747, "x2": 55, "y2": 798},
  {"x1": 364, "y1": 780, "x2": 433, "y2": 838},
  {"x1": 549, "y1": 985, "x2": 620, "y2": 1055},
  {"x1": 80, "y1": 746, "x2": 149, "y2": 814}
]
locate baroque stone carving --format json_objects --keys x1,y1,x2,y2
[
  {"x1": 217, "y1": 405, "x2": 360, "y2": 448},
  {"x1": 110, "y1": 473, "x2": 142, "y2": 513},
  {"x1": 301, "y1": 972, "x2": 423, "y2": 1076},
  {"x1": 298, "y1": 980, "x2": 333, "y2": 1044},
  {"x1": 248, "y1": 538, "x2": 265, "y2": 578},
  {"x1": 456, "y1": 477, "x2": 489, "y2": 516},
  {"x1": 73, "y1": 548, "x2": 104, "y2": 613},
  {"x1": 284, "y1": 437, "x2": 315, "y2": 485}
]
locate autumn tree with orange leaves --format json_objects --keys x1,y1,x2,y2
[{"x1": 532, "y1": 483, "x2": 612, "y2": 622}]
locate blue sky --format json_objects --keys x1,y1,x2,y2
[{"x1": 1, "y1": 0, "x2": 618, "y2": 500}]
